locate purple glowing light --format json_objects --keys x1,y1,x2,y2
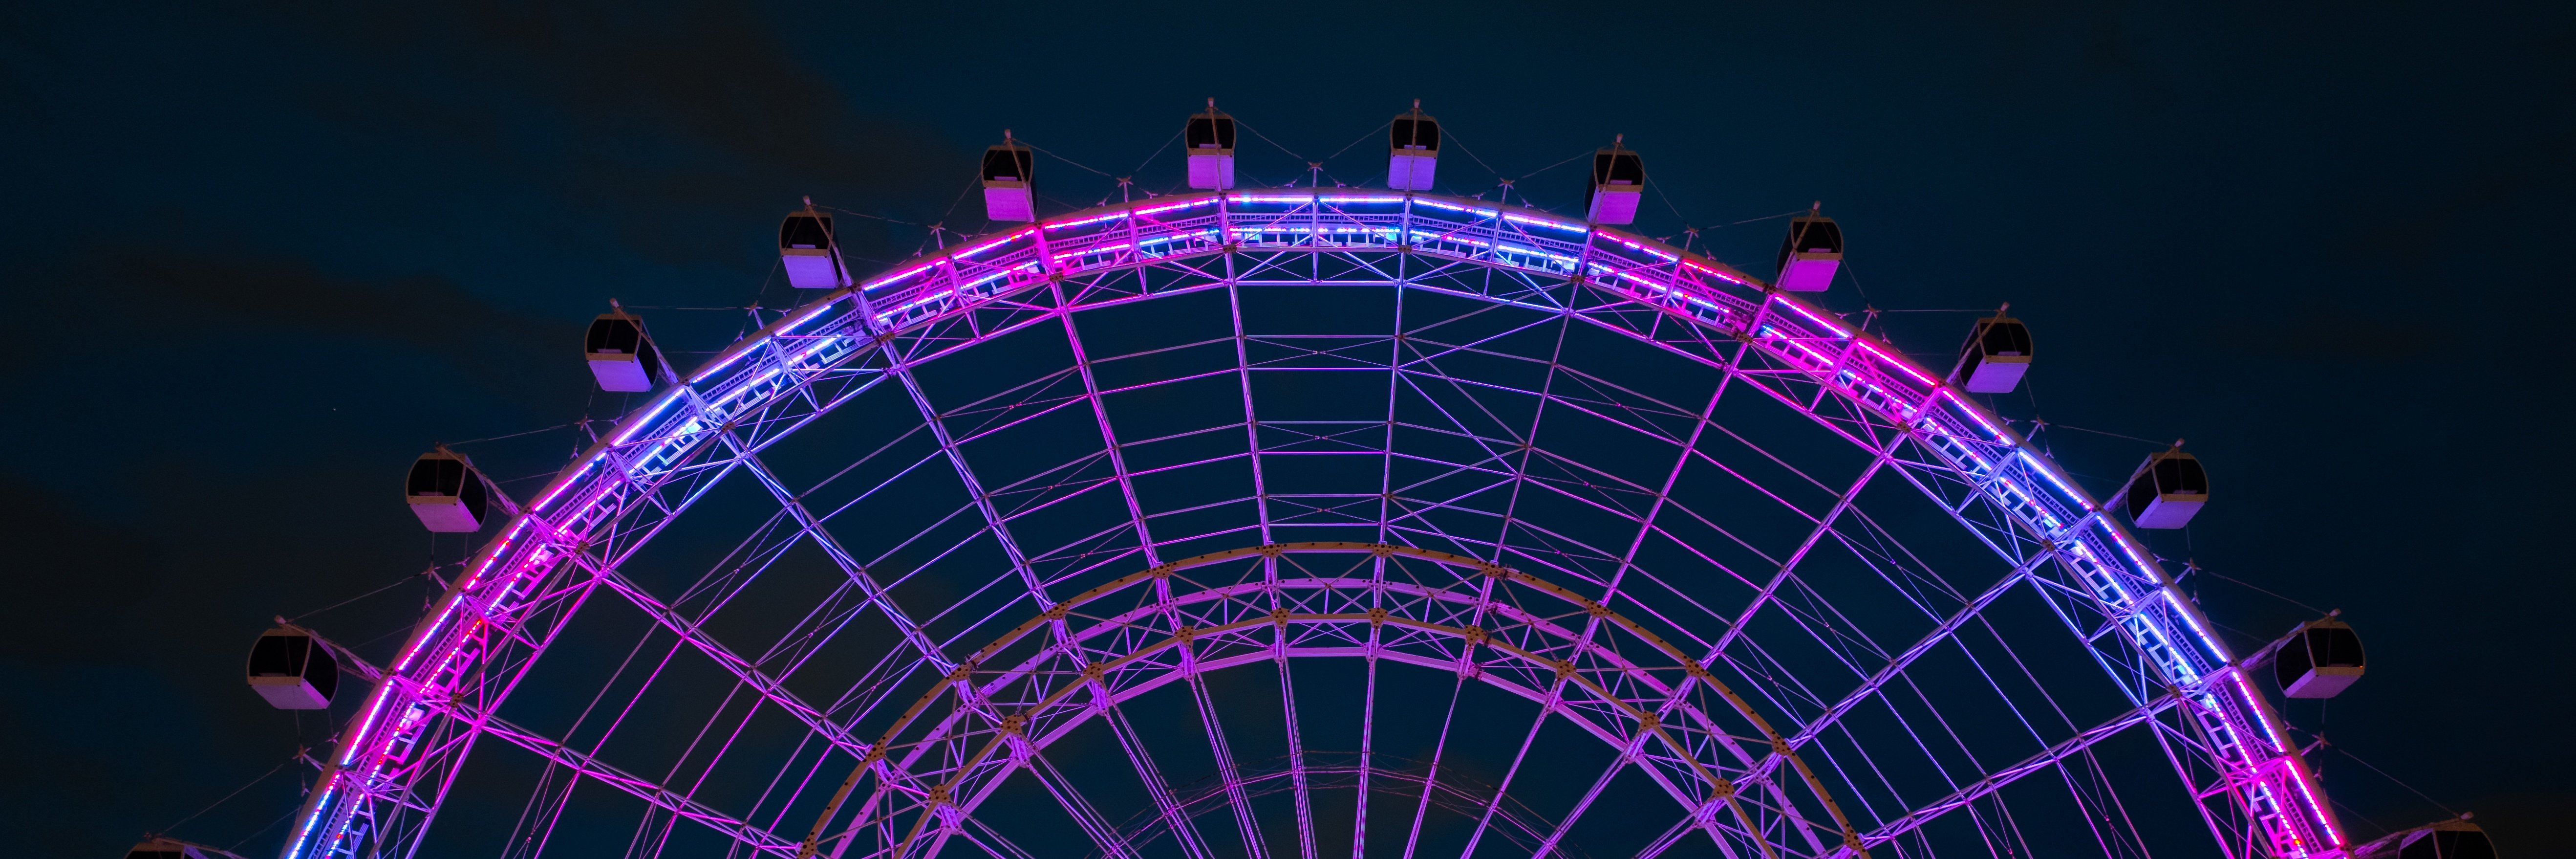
[{"x1": 284, "y1": 189, "x2": 2337, "y2": 859}]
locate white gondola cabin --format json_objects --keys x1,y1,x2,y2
[
  {"x1": 2273, "y1": 617, "x2": 2365, "y2": 698},
  {"x1": 1185, "y1": 100, "x2": 1236, "y2": 191},
  {"x1": 1388, "y1": 101, "x2": 1439, "y2": 192},
  {"x1": 126, "y1": 837, "x2": 247, "y2": 859},
  {"x1": 1775, "y1": 209, "x2": 1844, "y2": 292},
  {"x1": 982, "y1": 133, "x2": 1035, "y2": 222},
  {"x1": 245, "y1": 626, "x2": 340, "y2": 709},
  {"x1": 584, "y1": 308, "x2": 672, "y2": 393},
  {"x1": 1586, "y1": 138, "x2": 1644, "y2": 225},
  {"x1": 2125, "y1": 449, "x2": 2207, "y2": 529},
  {"x1": 1954, "y1": 314, "x2": 2033, "y2": 394},
  {"x1": 2352, "y1": 818, "x2": 2496, "y2": 859},
  {"x1": 406, "y1": 449, "x2": 491, "y2": 532},
  {"x1": 779, "y1": 204, "x2": 849, "y2": 289}
]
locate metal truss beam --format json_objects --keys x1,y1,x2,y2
[
  {"x1": 286, "y1": 191, "x2": 2338, "y2": 859},
  {"x1": 470, "y1": 713, "x2": 803, "y2": 856},
  {"x1": 1857, "y1": 688, "x2": 2187, "y2": 848}
]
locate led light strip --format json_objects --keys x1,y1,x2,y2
[{"x1": 281, "y1": 190, "x2": 2339, "y2": 859}]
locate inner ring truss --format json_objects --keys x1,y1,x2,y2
[
  {"x1": 278, "y1": 190, "x2": 2344, "y2": 859},
  {"x1": 800, "y1": 543, "x2": 1861, "y2": 859}
]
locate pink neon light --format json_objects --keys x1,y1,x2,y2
[
  {"x1": 1046, "y1": 210, "x2": 1132, "y2": 229},
  {"x1": 1052, "y1": 243, "x2": 1134, "y2": 259},
  {"x1": 1410, "y1": 199, "x2": 1497, "y2": 218},
  {"x1": 955, "y1": 229, "x2": 1032, "y2": 260},
  {"x1": 1135, "y1": 198, "x2": 1220, "y2": 217},
  {"x1": 875, "y1": 290, "x2": 957, "y2": 321},
  {"x1": 1503, "y1": 213, "x2": 1586, "y2": 233},
  {"x1": 2291, "y1": 768, "x2": 2343, "y2": 845},
  {"x1": 339, "y1": 685, "x2": 395, "y2": 764},
  {"x1": 1609, "y1": 236, "x2": 1677, "y2": 262},
  {"x1": 1775, "y1": 299, "x2": 1851, "y2": 338},
  {"x1": 2162, "y1": 589, "x2": 2229, "y2": 660},
  {"x1": 1940, "y1": 390, "x2": 2012, "y2": 441},
  {"x1": 1850, "y1": 339, "x2": 1935, "y2": 387},
  {"x1": 529, "y1": 457, "x2": 599, "y2": 512},
  {"x1": 861, "y1": 261, "x2": 937, "y2": 292},
  {"x1": 609, "y1": 394, "x2": 686, "y2": 446},
  {"x1": 2231, "y1": 672, "x2": 2290, "y2": 754},
  {"x1": 284, "y1": 784, "x2": 335, "y2": 859},
  {"x1": 1230, "y1": 194, "x2": 1404, "y2": 204},
  {"x1": 2013, "y1": 450, "x2": 2089, "y2": 508}
]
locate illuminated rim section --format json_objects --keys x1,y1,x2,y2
[{"x1": 280, "y1": 190, "x2": 2344, "y2": 859}]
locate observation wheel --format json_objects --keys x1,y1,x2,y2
[{"x1": 274, "y1": 180, "x2": 2353, "y2": 859}]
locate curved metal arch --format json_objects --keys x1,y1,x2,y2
[
  {"x1": 1118, "y1": 752, "x2": 1579, "y2": 859},
  {"x1": 798, "y1": 543, "x2": 1865, "y2": 859},
  {"x1": 279, "y1": 189, "x2": 2344, "y2": 859}
]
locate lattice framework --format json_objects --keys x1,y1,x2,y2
[{"x1": 276, "y1": 191, "x2": 2344, "y2": 859}]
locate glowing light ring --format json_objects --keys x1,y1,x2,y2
[{"x1": 282, "y1": 191, "x2": 2339, "y2": 859}]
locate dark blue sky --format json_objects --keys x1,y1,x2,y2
[{"x1": 3, "y1": 1, "x2": 2569, "y2": 855}]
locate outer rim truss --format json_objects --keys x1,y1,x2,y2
[{"x1": 276, "y1": 189, "x2": 2344, "y2": 859}]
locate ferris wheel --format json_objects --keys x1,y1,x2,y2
[{"x1": 227, "y1": 102, "x2": 2478, "y2": 859}]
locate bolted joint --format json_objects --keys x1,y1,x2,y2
[
  {"x1": 1461, "y1": 625, "x2": 1486, "y2": 645},
  {"x1": 1366, "y1": 607, "x2": 1389, "y2": 625},
  {"x1": 1082, "y1": 661, "x2": 1108, "y2": 682},
  {"x1": 1585, "y1": 602, "x2": 1611, "y2": 618},
  {"x1": 946, "y1": 662, "x2": 977, "y2": 683},
  {"x1": 1269, "y1": 607, "x2": 1292, "y2": 626},
  {"x1": 1370, "y1": 543, "x2": 1395, "y2": 558},
  {"x1": 1174, "y1": 625, "x2": 1196, "y2": 643},
  {"x1": 1552, "y1": 660, "x2": 1575, "y2": 680},
  {"x1": 999, "y1": 713, "x2": 1027, "y2": 735},
  {"x1": 1043, "y1": 604, "x2": 1070, "y2": 621},
  {"x1": 1637, "y1": 712, "x2": 1660, "y2": 730},
  {"x1": 1480, "y1": 563, "x2": 1509, "y2": 579},
  {"x1": 1771, "y1": 737, "x2": 1793, "y2": 755},
  {"x1": 1710, "y1": 777, "x2": 1734, "y2": 797},
  {"x1": 926, "y1": 785, "x2": 951, "y2": 807}
]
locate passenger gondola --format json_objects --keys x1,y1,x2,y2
[
  {"x1": 1185, "y1": 99, "x2": 1236, "y2": 191},
  {"x1": 981, "y1": 132, "x2": 1035, "y2": 222},
  {"x1": 2351, "y1": 818, "x2": 2496, "y2": 859},
  {"x1": 1388, "y1": 100, "x2": 1440, "y2": 192},
  {"x1": 245, "y1": 626, "x2": 340, "y2": 709},
  {"x1": 779, "y1": 200, "x2": 849, "y2": 289},
  {"x1": 2125, "y1": 449, "x2": 2207, "y2": 529},
  {"x1": 1954, "y1": 312, "x2": 2033, "y2": 394},
  {"x1": 584, "y1": 305, "x2": 672, "y2": 393},
  {"x1": 405, "y1": 449, "x2": 491, "y2": 532},
  {"x1": 2273, "y1": 617, "x2": 2366, "y2": 698},
  {"x1": 1775, "y1": 205, "x2": 1844, "y2": 292},
  {"x1": 1585, "y1": 136, "x2": 1644, "y2": 225}
]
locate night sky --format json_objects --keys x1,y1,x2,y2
[{"x1": 5, "y1": 1, "x2": 2571, "y2": 856}]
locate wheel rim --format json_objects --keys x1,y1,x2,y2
[{"x1": 280, "y1": 191, "x2": 2341, "y2": 859}]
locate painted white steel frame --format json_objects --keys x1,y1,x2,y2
[{"x1": 278, "y1": 190, "x2": 2343, "y2": 859}]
